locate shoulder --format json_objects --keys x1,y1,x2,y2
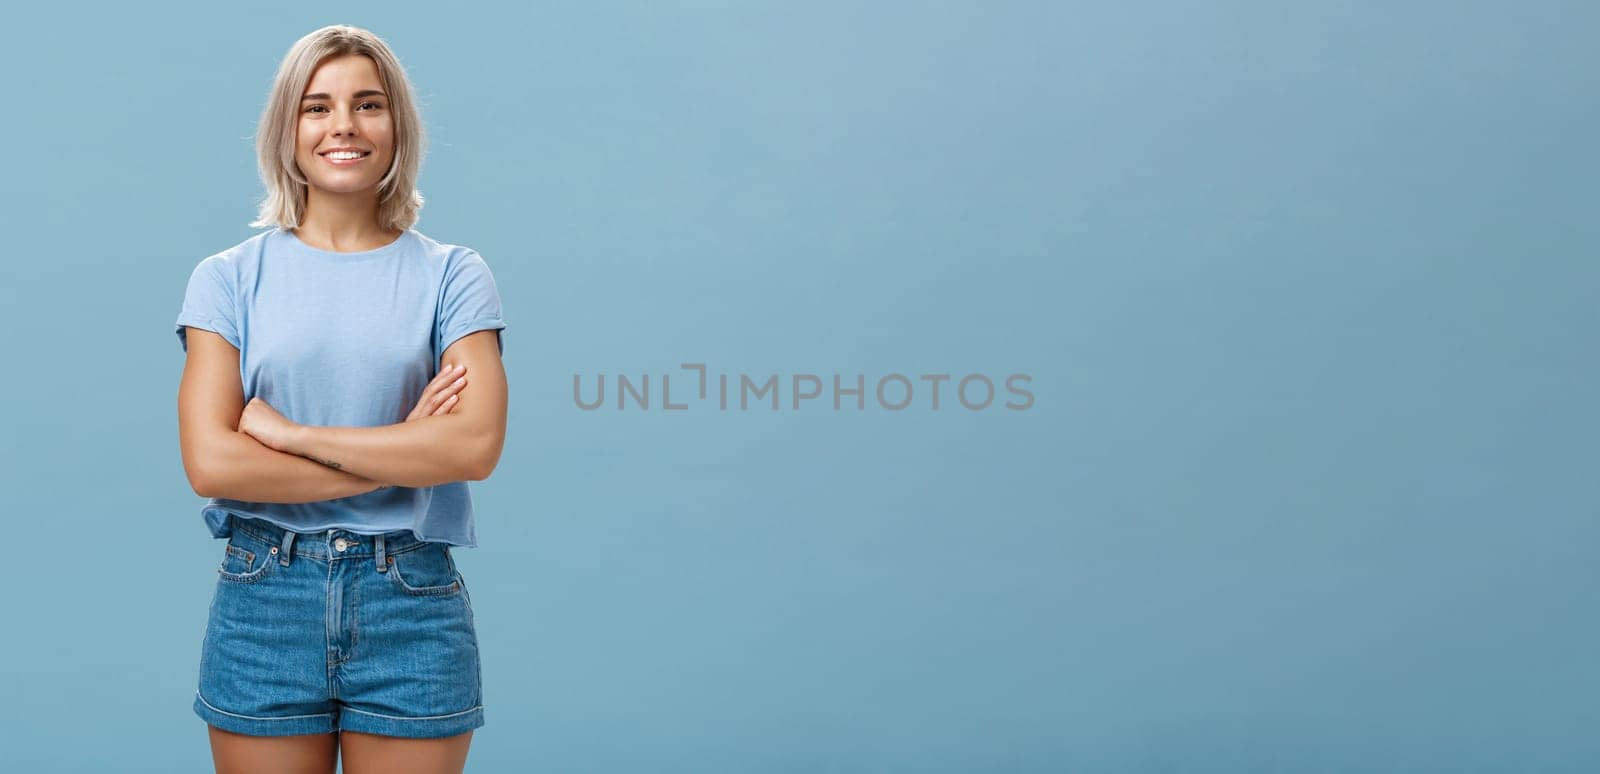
[
  {"x1": 407, "y1": 229, "x2": 489, "y2": 270},
  {"x1": 192, "y1": 229, "x2": 276, "y2": 276}
]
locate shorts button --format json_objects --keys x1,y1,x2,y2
[{"x1": 334, "y1": 538, "x2": 349, "y2": 552}]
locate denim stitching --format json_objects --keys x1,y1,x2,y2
[
  {"x1": 462, "y1": 574, "x2": 483, "y2": 704},
  {"x1": 232, "y1": 523, "x2": 432, "y2": 559},
  {"x1": 195, "y1": 690, "x2": 333, "y2": 720},
  {"x1": 340, "y1": 704, "x2": 483, "y2": 721},
  {"x1": 217, "y1": 549, "x2": 275, "y2": 584},
  {"x1": 325, "y1": 553, "x2": 338, "y2": 694},
  {"x1": 386, "y1": 548, "x2": 464, "y2": 597},
  {"x1": 348, "y1": 561, "x2": 361, "y2": 658}
]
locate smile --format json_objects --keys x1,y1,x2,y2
[{"x1": 319, "y1": 150, "x2": 371, "y2": 165}]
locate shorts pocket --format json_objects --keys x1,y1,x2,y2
[
  {"x1": 387, "y1": 544, "x2": 463, "y2": 597},
  {"x1": 217, "y1": 540, "x2": 275, "y2": 584}
]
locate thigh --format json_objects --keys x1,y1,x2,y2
[
  {"x1": 339, "y1": 729, "x2": 473, "y2": 774},
  {"x1": 208, "y1": 724, "x2": 338, "y2": 774}
]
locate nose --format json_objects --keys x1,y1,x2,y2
[{"x1": 333, "y1": 106, "x2": 357, "y2": 136}]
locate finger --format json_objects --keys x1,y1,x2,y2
[
  {"x1": 410, "y1": 367, "x2": 466, "y2": 420},
  {"x1": 422, "y1": 365, "x2": 456, "y2": 395},
  {"x1": 411, "y1": 380, "x2": 447, "y2": 419},
  {"x1": 417, "y1": 366, "x2": 464, "y2": 405},
  {"x1": 421, "y1": 363, "x2": 461, "y2": 394},
  {"x1": 431, "y1": 393, "x2": 459, "y2": 416},
  {"x1": 422, "y1": 376, "x2": 466, "y2": 415},
  {"x1": 434, "y1": 374, "x2": 468, "y2": 402}
]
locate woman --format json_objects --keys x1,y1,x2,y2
[{"x1": 175, "y1": 24, "x2": 507, "y2": 774}]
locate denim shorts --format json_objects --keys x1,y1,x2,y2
[{"x1": 194, "y1": 514, "x2": 484, "y2": 738}]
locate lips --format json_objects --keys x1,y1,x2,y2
[{"x1": 319, "y1": 149, "x2": 371, "y2": 166}]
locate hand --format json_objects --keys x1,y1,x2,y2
[
  {"x1": 238, "y1": 397, "x2": 299, "y2": 453},
  {"x1": 240, "y1": 365, "x2": 469, "y2": 492},
  {"x1": 368, "y1": 365, "x2": 467, "y2": 492},
  {"x1": 407, "y1": 363, "x2": 469, "y2": 421}
]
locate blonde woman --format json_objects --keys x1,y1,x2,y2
[{"x1": 176, "y1": 24, "x2": 506, "y2": 774}]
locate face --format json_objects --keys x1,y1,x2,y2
[{"x1": 293, "y1": 54, "x2": 395, "y2": 197}]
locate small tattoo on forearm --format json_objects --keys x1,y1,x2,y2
[{"x1": 307, "y1": 455, "x2": 343, "y2": 470}]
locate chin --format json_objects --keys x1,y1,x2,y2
[
  {"x1": 306, "y1": 178, "x2": 383, "y2": 195},
  {"x1": 324, "y1": 183, "x2": 381, "y2": 194}
]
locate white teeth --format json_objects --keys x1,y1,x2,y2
[{"x1": 326, "y1": 151, "x2": 365, "y2": 160}]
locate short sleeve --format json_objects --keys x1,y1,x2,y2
[
  {"x1": 174, "y1": 256, "x2": 240, "y2": 352},
  {"x1": 436, "y1": 250, "x2": 507, "y2": 365}
]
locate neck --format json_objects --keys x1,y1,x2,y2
[{"x1": 296, "y1": 188, "x2": 399, "y2": 251}]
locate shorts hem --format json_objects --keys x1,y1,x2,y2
[
  {"x1": 193, "y1": 691, "x2": 336, "y2": 737},
  {"x1": 337, "y1": 704, "x2": 485, "y2": 739}
]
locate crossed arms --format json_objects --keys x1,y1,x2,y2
[{"x1": 177, "y1": 327, "x2": 507, "y2": 502}]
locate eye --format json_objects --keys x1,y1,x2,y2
[{"x1": 302, "y1": 102, "x2": 382, "y2": 114}]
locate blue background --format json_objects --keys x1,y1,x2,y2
[{"x1": 2, "y1": 1, "x2": 1596, "y2": 771}]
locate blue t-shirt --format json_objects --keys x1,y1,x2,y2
[{"x1": 174, "y1": 227, "x2": 506, "y2": 547}]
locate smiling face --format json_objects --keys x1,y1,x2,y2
[{"x1": 293, "y1": 54, "x2": 395, "y2": 198}]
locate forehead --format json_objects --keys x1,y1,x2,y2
[{"x1": 304, "y1": 54, "x2": 382, "y2": 93}]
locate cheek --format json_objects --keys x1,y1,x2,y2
[
  {"x1": 366, "y1": 118, "x2": 396, "y2": 153},
  {"x1": 296, "y1": 125, "x2": 319, "y2": 155}
]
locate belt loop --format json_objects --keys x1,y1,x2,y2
[
  {"x1": 375, "y1": 534, "x2": 388, "y2": 573},
  {"x1": 279, "y1": 530, "x2": 297, "y2": 567}
]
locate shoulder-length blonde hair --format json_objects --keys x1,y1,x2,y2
[{"x1": 249, "y1": 25, "x2": 426, "y2": 232}]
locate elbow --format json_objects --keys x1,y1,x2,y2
[
  {"x1": 182, "y1": 452, "x2": 220, "y2": 499},
  {"x1": 183, "y1": 433, "x2": 238, "y2": 499},
  {"x1": 462, "y1": 455, "x2": 496, "y2": 482},
  {"x1": 462, "y1": 437, "x2": 503, "y2": 482},
  {"x1": 188, "y1": 465, "x2": 220, "y2": 499},
  {"x1": 189, "y1": 454, "x2": 236, "y2": 498}
]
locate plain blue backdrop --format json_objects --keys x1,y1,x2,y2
[{"x1": 1, "y1": 1, "x2": 1596, "y2": 771}]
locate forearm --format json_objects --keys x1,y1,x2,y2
[
  {"x1": 284, "y1": 414, "x2": 482, "y2": 489},
  {"x1": 198, "y1": 430, "x2": 387, "y2": 503}
]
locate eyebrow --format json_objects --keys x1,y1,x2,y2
[{"x1": 300, "y1": 90, "x2": 387, "y2": 101}]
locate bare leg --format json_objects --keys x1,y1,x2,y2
[
  {"x1": 339, "y1": 729, "x2": 474, "y2": 774},
  {"x1": 207, "y1": 725, "x2": 338, "y2": 774}
]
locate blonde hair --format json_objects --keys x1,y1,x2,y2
[{"x1": 249, "y1": 25, "x2": 426, "y2": 231}]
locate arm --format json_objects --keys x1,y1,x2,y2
[
  {"x1": 196, "y1": 431, "x2": 388, "y2": 502},
  {"x1": 264, "y1": 330, "x2": 509, "y2": 487},
  {"x1": 179, "y1": 327, "x2": 383, "y2": 502},
  {"x1": 179, "y1": 327, "x2": 474, "y2": 501}
]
